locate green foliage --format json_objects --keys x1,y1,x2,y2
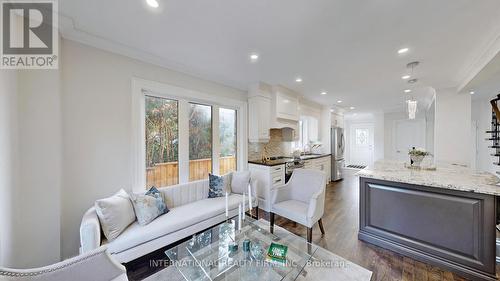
[
  {"x1": 145, "y1": 98, "x2": 237, "y2": 166},
  {"x1": 219, "y1": 108, "x2": 236, "y2": 157},
  {"x1": 189, "y1": 104, "x2": 212, "y2": 160},
  {"x1": 145, "y1": 96, "x2": 178, "y2": 167}
]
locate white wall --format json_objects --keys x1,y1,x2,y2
[
  {"x1": 15, "y1": 70, "x2": 63, "y2": 268},
  {"x1": 472, "y1": 98, "x2": 496, "y2": 173},
  {"x1": 425, "y1": 100, "x2": 435, "y2": 155},
  {"x1": 60, "y1": 39, "x2": 247, "y2": 259},
  {"x1": 0, "y1": 70, "x2": 17, "y2": 267},
  {"x1": 0, "y1": 68, "x2": 62, "y2": 268},
  {"x1": 383, "y1": 111, "x2": 427, "y2": 160},
  {"x1": 435, "y1": 88, "x2": 472, "y2": 166}
]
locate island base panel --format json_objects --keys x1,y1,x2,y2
[{"x1": 359, "y1": 177, "x2": 497, "y2": 281}]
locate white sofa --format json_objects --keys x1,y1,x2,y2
[{"x1": 80, "y1": 178, "x2": 257, "y2": 263}]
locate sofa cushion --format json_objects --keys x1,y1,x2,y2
[
  {"x1": 94, "y1": 189, "x2": 136, "y2": 241},
  {"x1": 272, "y1": 200, "x2": 308, "y2": 225},
  {"x1": 107, "y1": 194, "x2": 246, "y2": 254}
]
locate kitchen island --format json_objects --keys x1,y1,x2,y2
[{"x1": 356, "y1": 161, "x2": 499, "y2": 281}]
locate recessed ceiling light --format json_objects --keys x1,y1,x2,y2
[
  {"x1": 349, "y1": 106, "x2": 355, "y2": 110},
  {"x1": 295, "y1": 77, "x2": 303, "y2": 83},
  {"x1": 402, "y1": 75, "x2": 411, "y2": 80},
  {"x1": 321, "y1": 91, "x2": 327, "y2": 95},
  {"x1": 330, "y1": 109, "x2": 334, "y2": 112},
  {"x1": 337, "y1": 100, "x2": 342, "y2": 103},
  {"x1": 470, "y1": 90, "x2": 475, "y2": 95},
  {"x1": 398, "y1": 48, "x2": 409, "y2": 54},
  {"x1": 146, "y1": 0, "x2": 159, "y2": 8},
  {"x1": 249, "y1": 53, "x2": 259, "y2": 62},
  {"x1": 404, "y1": 89, "x2": 412, "y2": 93}
]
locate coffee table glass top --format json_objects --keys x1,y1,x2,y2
[{"x1": 165, "y1": 217, "x2": 317, "y2": 281}]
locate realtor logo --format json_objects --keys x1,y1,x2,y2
[{"x1": 1, "y1": 0, "x2": 58, "y2": 69}]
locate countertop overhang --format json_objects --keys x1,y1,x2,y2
[{"x1": 356, "y1": 160, "x2": 500, "y2": 196}]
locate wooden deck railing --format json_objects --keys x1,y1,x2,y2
[{"x1": 146, "y1": 156, "x2": 236, "y2": 188}]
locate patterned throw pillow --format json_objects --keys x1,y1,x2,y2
[
  {"x1": 129, "y1": 187, "x2": 168, "y2": 226},
  {"x1": 145, "y1": 186, "x2": 169, "y2": 214},
  {"x1": 208, "y1": 173, "x2": 226, "y2": 198}
]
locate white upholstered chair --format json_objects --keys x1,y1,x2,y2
[
  {"x1": 0, "y1": 246, "x2": 127, "y2": 281},
  {"x1": 270, "y1": 169, "x2": 327, "y2": 243}
]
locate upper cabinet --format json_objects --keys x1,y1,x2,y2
[
  {"x1": 273, "y1": 86, "x2": 299, "y2": 121},
  {"x1": 248, "y1": 83, "x2": 300, "y2": 142},
  {"x1": 248, "y1": 83, "x2": 272, "y2": 142}
]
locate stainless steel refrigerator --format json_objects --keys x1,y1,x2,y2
[{"x1": 331, "y1": 127, "x2": 345, "y2": 181}]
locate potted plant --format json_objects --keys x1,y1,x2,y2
[{"x1": 408, "y1": 147, "x2": 430, "y2": 167}]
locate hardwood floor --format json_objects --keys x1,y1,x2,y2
[{"x1": 263, "y1": 169, "x2": 500, "y2": 281}]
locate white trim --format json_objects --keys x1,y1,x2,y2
[
  {"x1": 212, "y1": 105, "x2": 220, "y2": 174},
  {"x1": 131, "y1": 77, "x2": 247, "y2": 191},
  {"x1": 178, "y1": 100, "x2": 189, "y2": 183},
  {"x1": 458, "y1": 28, "x2": 500, "y2": 92}
]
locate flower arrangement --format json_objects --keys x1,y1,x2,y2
[
  {"x1": 408, "y1": 147, "x2": 430, "y2": 167},
  {"x1": 408, "y1": 147, "x2": 430, "y2": 156}
]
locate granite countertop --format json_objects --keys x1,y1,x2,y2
[
  {"x1": 248, "y1": 154, "x2": 331, "y2": 166},
  {"x1": 356, "y1": 160, "x2": 500, "y2": 196}
]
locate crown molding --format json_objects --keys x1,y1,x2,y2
[
  {"x1": 58, "y1": 14, "x2": 247, "y2": 92},
  {"x1": 457, "y1": 26, "x2": 500, "y2": 92}
]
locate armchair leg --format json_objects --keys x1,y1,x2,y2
[
  {"x1": 270, "y1": 212, "x2": 275, "y2": 234},
  {"x1": 318, "y1": 218, "x2": 325, "y2": 236},
  {"x1": 307, "y1": 227, "x2": 312, "y2": 244}
]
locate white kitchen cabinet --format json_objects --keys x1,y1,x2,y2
[
  {"x1": 303, "y1": 156, "x2": 331, "y2": 182},
  {"x1": 273, "y1": 85, "x2": 299, "y2": 121},
  {"x1": 248, "y1": 95, "x2": 271, "y2": 142},
  {"x1": 248, "y1": 163, "x2": 285, "y2": 212}
]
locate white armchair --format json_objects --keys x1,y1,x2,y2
[
  {"x1": 270, "y1": 169, "x2": 327, "y2": 243},
  {"x1": 0, "y1": 246, "x2": 127, "y2": 281}
]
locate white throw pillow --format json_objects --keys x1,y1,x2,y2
[
  {"x1": 231, "y1": 171, "x2": 251, "y2": 194},
  {"x1": 94, "y1": 189, "x2": 136, "y2": 241}
]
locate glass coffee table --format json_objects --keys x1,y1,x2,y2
[{"x1": 165, "y1": 217, "x2": 317, "y2": 281}]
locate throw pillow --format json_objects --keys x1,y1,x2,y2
[
  {"x1": 94, "y1": 189, "x2": 136, "y2": 241},
  {"x1": 208, "y1": 173, "x2": 226, "y2": 198},
  {"x1": 129, "y1": 187, "x2": 168, "y2": 226},
  {"x1": 231, "y1": 171, "x2": 251, "y2": 194},
  {"x1": 145, "y1": 186, "x2": 169, "y2": 214}
]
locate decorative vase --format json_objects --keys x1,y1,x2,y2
[{"x1": 410, "y1": 155, "x2": 425, "y2": 167}]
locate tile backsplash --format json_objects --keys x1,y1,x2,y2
[{"x1": 248, "y1": 129, "x2": 293, "y2": 160}]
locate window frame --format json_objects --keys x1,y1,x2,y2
[{"x1": 132, "y1": 78, "x2": 247, "y2": 191}]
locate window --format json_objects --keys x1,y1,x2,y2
[
  {"x1": 219, "y1": 108, "x2": 237, "y2": 174},
  {"x1": 355, "y1": 129, "x2": 369, "y2": 145},
  {"x1": 189, "y1": 103, "x2": 212, "y2": 181},
  {"x1": 145, "y1": 96, "x2": 179, "y2": 188},
  {"x1": 136, "y1": 80, "x2": 244, "y2": 190}
]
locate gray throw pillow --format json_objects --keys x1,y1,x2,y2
[{"x1": 231, "y1": 171, "x2": 251, "y2": 194}]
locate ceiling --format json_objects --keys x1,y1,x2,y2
[
  {"x1": 464, "y1": 50, "x2": 500, "y2": 101},
  {"x1": 59, "y1": 0, "x2": 500, "y2": 113}
]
